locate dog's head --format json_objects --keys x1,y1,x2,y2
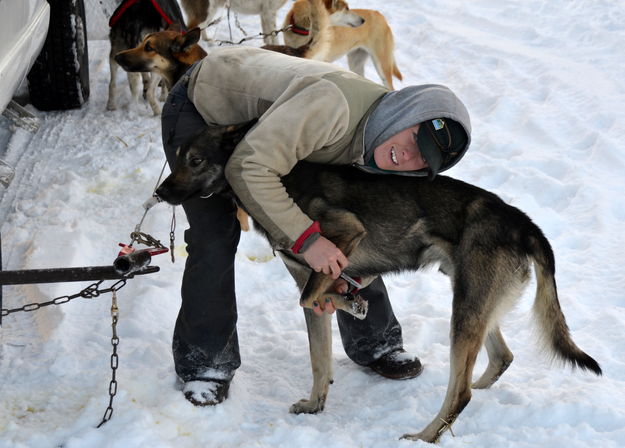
[
  {"x1": 155, "y1": 121, "x2": 256, "y2": 205},
  {"x1": 114, "y1": 28, "x2": 206, "y2": 84},
  {"x1": 326, "y1": 0, "x2": 364, "y2": 27}
]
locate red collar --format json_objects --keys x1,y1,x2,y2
[{"x1": 289, "y1": 15, "x2": 310, "y2": 36}]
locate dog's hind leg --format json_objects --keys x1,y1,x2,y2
[
  {"x1": 181, "y1": 0, "x2": 208, "y2": 29},
  {"x1": 260, "y1": 8, "x2": 279, "y2": 45},
  {"x1": 472, "y1": 326, "x2": 514, "y2": 389},
  {"x1": 346, "y1": 48, "x2": 368, "y2": 77},
  {"x1": 403, "y1": 310, "x2": 486, "y2": 443}
]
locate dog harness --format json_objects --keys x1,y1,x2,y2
[{"x1": 109, "y1": 0, "x2": 175, "y2": 28}]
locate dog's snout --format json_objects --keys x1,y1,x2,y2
[{"x1": 154, "y1": 183, "x2": 171, "y2": 203}]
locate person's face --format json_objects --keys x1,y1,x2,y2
[{"x1": 372, "y1": 124, "x2": 428, "y2": 171}]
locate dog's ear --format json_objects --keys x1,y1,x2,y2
[
  {"x1": 172, "y1": 28, "x2": 201, "y2": 54},
  {"x1": 186, "y1": 28, "x2": 202, "y2": 45}
]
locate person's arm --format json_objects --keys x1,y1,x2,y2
[{"x1": 224, "y1": 79, "x2": 350, "y2": 268}]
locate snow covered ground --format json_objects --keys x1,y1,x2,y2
[{"x1": 1, "y1": 0, "x2": 624, "y2": 446}]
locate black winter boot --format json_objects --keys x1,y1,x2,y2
[
  {"x1": 368, "y1": 349, "x2": 423, "y2": 380},
  {"x1": 183, "y1": 379, "x2": 231, "y2": 406}
]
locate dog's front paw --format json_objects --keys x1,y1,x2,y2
[
  {"x1": 341, "y1": 293, "x2": 368, "y2": 319},
  {"x1": 289, "y1": 398, "x2": 325, "y2": 415},
  {"x1": 106, "y1": 99, "x2": 117, "y2": 111}
]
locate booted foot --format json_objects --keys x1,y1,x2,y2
[
  {"x1": 368, "y1": 349, "x2": 423, "y2": 380},
  {"x1": 183, "y1": 379, "x2": 230, "y2": 406}
]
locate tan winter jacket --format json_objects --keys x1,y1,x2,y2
[{"x1": 187, "y1": 46, "x2": 388, "y2": 249}]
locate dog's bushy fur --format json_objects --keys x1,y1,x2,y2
[{"x1": 155, "y1": 124, "x2": 601, "y2": 443}]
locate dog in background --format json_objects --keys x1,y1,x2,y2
[
  {"x1": 114, "y1": 0, "x2": 353, "y2": 227},
  {"x1": 283, "y1": 0, "x2": 403, "y2": 89},
  {"x1": 154, "y1": 123, "x2": 602, "y2": 443},
  {"x1": 114, "y1": 27, "x2": 251, "y2": 230},
  {"x1": 181, "y1": 0, "x2": 288, "y2": 45},
  {"x1": 261, "y1": 0, "x2": 357, "y2": 59},
  {"x1": 115, "y1": 0, "x2": 357, "y2": 85},
  {"x1": 107, "y1": 0, "x2": 186, "y2": 115}
]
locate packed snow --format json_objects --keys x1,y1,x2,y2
[{"x1": 1, "y1": 0, "x2": 624, "y2": 447}]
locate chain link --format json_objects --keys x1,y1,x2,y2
[
  {"x1": 129, "y1": 231, "x2": 166, "y2": 249},
  {"x1": 169, "y1": 207, "x2": 176, "y2": 263},
  {"x1": 2, "y1": 278, "x2": 128, "y2": 427},
  {"x1": 212, "y1": 24, "x2": 293, "y2": 46},
  {"x1": 1, "y1": 280, "x2": 129, "y2": 317},
  {"x1": 97, "y1": 289, "x2": 120, "y2": 428}
]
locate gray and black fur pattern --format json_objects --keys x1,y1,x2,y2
[{"x1": 155, "y1": 123, "x2": 602, "y2": 443}]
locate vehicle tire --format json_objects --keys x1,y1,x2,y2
[{"x1": 27, "y1": 0, "x2": 90, "y2": 111}]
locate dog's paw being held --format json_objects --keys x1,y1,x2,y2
[{"x1": 289, "y1": 399, "x2": 324, "y2": 415}]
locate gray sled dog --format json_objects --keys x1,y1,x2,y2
[{"x1": 154, "y1": 123, "x2": 602, "y2": 443}]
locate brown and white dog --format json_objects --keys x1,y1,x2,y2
[
  {"x1": 107, "y1": 0, "x2": 186, "y2": 115},
  {"x1": 181, "y1": 0, "x2": 289, "y2": 45},
  {"x1": 283, "y1": 0, "x2": 403, "y2": 89}
]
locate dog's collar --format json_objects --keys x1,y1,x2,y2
[{"x1": 289, "y1": 16, "x2": 310, "y2": 36}]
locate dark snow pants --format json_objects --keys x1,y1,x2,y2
[{"x1": 161, "y1": 73, "x2": 404, "y2": 382}]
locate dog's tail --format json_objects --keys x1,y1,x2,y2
[
  {"x1": 527, "y1": 224, "x2": 602, "y2": 376},
  {"x1": 305, "y1": 0, "x2": 331, "y2": 60}
]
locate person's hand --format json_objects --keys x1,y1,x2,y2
[
  {"x1": 309, "y1": 277, "x2": 353, "y2": 317},
  {"x1": 302, "y1": 236, "x2": 349, "y2": 280}
]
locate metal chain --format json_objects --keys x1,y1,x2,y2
[
  {"x1": 213, "y1": 24, "x2": 293, "y2": 46},
  {"x1": 129, "y1": 231, "x2": 166, "y2": 250},
  {"x1": 1, "y1": 279, "x2": 127, "y2": 428},
  {"x1": 169, "y1": 207, "x2": 176, "y2": 263},
  {"x1": 234, "y1": 11, "x2": 247, "y2": 37},
  {"x1": 97, "y1": 289, "x2": 120, "y2": 428},
  {"x1": 193, "y1": 7, "x2": 292, "y2": 46},
  {"x1": 1, "y1": 279, "x2": 127, "y2": 318}
]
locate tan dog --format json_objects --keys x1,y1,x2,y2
[
  {"x1": 262, "y1": 0, "x2": 353, "y2": 60},
  {"x1": 283, "y1": 0, "x2": 403, "y2": 89}
]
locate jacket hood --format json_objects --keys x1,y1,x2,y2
[{"x1": 362, "y1": 84, "x2": 472, "y2": 177}]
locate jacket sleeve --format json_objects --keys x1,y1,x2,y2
[{"x1": 225, "y1": 78, "x2": 350, "y2": 250}]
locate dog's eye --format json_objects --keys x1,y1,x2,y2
[
  {"x1": 144, "y1": 42, "x2": 153, "y2": 52},
  {"x1": 190, "y1": 157, "x2": 203, "y2": 167}
]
